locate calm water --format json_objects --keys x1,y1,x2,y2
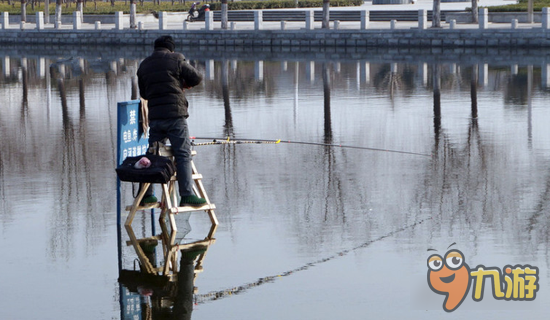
[{"x1": 1, "y1": 45, "x2": 550, "y2": 319}]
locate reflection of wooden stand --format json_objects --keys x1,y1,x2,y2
[{"x1": 124, "y1": 144, "x2": 218, "y2": 277}]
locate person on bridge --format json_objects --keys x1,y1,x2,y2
[{"x1": 137, "y1": 35, "x2": 206, "y2": 207}]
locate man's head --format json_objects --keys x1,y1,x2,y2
[{"x1": 154, "y1": 35, "x2": 175, "y2": 52}]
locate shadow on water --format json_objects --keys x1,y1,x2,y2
[{"x1": 3, "y1": 45, "x2": 550, "y2": 318}]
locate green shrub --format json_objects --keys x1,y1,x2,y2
[{"x1": 489, "y1": 0, "x2": 550, "y2": 12}]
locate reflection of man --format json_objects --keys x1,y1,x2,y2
[
  {"x1": 137, "y1": 35, "x2": 206, "y2": 207},
  {"x1": 171, "y1": 246, "x2": 207, "y2": 320}
]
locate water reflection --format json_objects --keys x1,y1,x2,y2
[
  {"x1": 119, "y1": 246, "x2": 204, "y2": 320},
  {"x1": 2, "y1": 46, "x2": 550, "y2": 319}
]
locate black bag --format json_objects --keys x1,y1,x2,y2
[{"x1": 116, "y1": 154, "x2": 176, "y2": 184}]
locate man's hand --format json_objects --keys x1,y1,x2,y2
[{"x1": 181, "y1": 80, "x2": 192, "y2": 89}]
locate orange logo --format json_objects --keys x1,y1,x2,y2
[
  {"x1": 427, "y1": 244, "x2": 470, "y2": 312},
  {"x1": 427, "y1": 243, "x2": 539, "y2": 312}
]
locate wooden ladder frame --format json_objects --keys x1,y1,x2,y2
[{"x1": 123, "y1": 145, "x2": 218, "y2": 277}]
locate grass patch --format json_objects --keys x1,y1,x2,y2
[{"x1": 0, "y1": 0, "x2": 363, "y2": 15}]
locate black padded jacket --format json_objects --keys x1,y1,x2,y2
[{"x1": 137, "y1": 48, "x2": 202, "y2": 120}]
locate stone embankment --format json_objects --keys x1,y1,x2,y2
[{"x1": 2, "y1": 8, "x2": 550, "y2": 48}]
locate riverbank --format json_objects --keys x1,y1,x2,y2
[
  {"x1": 2, "y1": 0, "x2": 549, "y2": 48},
  {"x1": 2, "y1": 18, "x2": 550, "y2": 49}
]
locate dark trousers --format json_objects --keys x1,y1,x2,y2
[{"x1": 144, "y1": 117, "x2": 194, "y2": 198}]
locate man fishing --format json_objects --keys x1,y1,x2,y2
[{"x1": 137, "y1": 35, "x2": 206, "y2": 207}]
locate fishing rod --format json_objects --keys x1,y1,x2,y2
[{"x1": 191, "y1": 136, "x2": 432, "y2": 157}]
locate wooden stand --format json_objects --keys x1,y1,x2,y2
[{"x1": 123, "y1": 144, "x2": 218, "y2": 277}]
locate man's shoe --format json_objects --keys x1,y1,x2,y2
[
  {"x1": 179, "y1": 195, "x2": 206, "y2": 207},
  {"x1": 140, "y1": 195, "x2": 158, "y2": 206},
  {"x1": 180, "y1": 245, "x2": 208, "y2": 261}
]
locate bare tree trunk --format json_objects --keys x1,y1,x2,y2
[
  {"x1": 528, "y1": 0, "x2": 533, "y2": 23},
  {"x1": 77, "y1": 0, "x2": 83, "y2": 22},
  {"x1": 471, "y1": 0, "x2": 478, "y2": 23},
  {"x1": 322, "y1": 0, "x2": 330, "y2": 29},
  {"x1": 130, "y1": 0, "x2": 136, "y2": 28},
  {"x1": 21, "y1": 0, "x2": 27, "y2": 22},
  {"x1": 221, "y1": 0, "x2": 228, "y2": 29},
  {"x1": 45, "y1": 0, "x2": 50, "y2": 23},
  {"x1": 55, "y1": 0, "x2": 62, "y2": 28},
  {"x1": 431, "y1": 0, "x2": 441, "y2": 28}
]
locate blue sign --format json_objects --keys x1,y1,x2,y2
[
  {"x1": 117, "y1": 100, "x2": 149, "y2": 165},
  {"x1": 117, "y1": 99, "x2": 149, "y2": 320}
]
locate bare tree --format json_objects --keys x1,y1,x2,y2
[
  {"x1": 322, "y1": 0, "x2": 330, "y2": 29},
  {"x1": 432, "y1": 0, "x2": 441, "y2": 28},
  {"x1": 471, "y1": 0, "x2": 478, "y2": 23},
  {"x1": 21, "y1": 0, "x2": 27, "y2": 22},
  {"x1": 45, "y1": 0, "x2": 50, "y2": 23},
  {"x1": 221, "y1": 0, "x2": 228, "y2": 29},
  {"x1": 130, "y1": 0, "x2": 136, "y2": 28},
  {"x1": 77, "y1": 0, "x2": 84, "y2": 22},
  {"x1": 528, "y1": 0, "x2": 533, "y2": 23},
  {"x1": 55, "y1": 0, "x2": 62, "y2": 28}
]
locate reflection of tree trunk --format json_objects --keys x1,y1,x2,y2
[
  {"x1": 321, "y1": 63, "x2": 344, "y2": 223},
  {"x1": 78, "y1": 77, "x2": 93, "y2": 210},
  {"x1": 51, "y1": 63, "x2": 76, "y2": 259},
  {"x1": 294, "y1": 62, "x2": 299, "y2": 125},
  {"x1": 79, "y1": 79, "x2": 86, "y2": 116},
  {"x1": 322, "y1": 63, "x2": 332, "y2": 144},
  {"x1": 0, "y1": 150, "x2": 4, "y2": 213},
  {"x1": 527, "y1": 170, "x2": 550, "y2": 232},
  {"x1": 470, "y1": 65, "x2": 478, "y2": 119},
  {"x1": 433, "y1": 64, "x2": 441, "y2": 143},
  {"x1": 21, "y1": 58, "x2": 28, "y2": 119},
  {"x1": 527, "y1": 65, "x2": 533, "y2": 147},
  {"x1": 221, "y1": 60, "x2": 233, "y2": 137}
]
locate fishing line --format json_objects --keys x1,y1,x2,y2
[
  {"x1": 191, "y1": 136, "x2": 432, "y2": 157},
  {"x1": 194, "y1": 216, "x2": 432, "y2": 304}
]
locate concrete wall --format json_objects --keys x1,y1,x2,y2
[
  {"x1": 2, "y1": 43, "x2": 550, "y2": 67},
  {"x1": 1, "y1": 28, "x2": 550, "y2": 48}
]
